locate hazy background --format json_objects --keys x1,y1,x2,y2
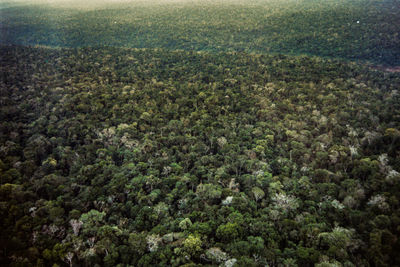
[
  {"x1": 1, "y1": 0, "x2": 399, "y2": 65},
  {"x1": 0, "y1": 0, "x2": 271, "y2": 9}
]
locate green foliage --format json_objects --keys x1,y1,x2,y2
[
  {"x1": 179, "y1": 218, "x2": 193, "y2": 231},
  {"x1": 216, "y1": 223, "x2": 241, "y2": 242},
  {"x1": 80, "y1": 210, "x2": 106, "y2": 225},
  {"x1": 1, "y1": 0, "x2": 400, "y2": 65},
  {"x1": 0, "y1": 44, "x2": 399, "y2": 266},
  {"x1": 195, "y1": 183, "x2": 222, "y2": 203},
  {"x1": 183, "y1": 234, "x2": 203, "y2": 256},
  {"x1": 252, "y1": 186, "x2": 265, "y2": 202}
]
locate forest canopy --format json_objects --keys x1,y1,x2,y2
[
  {"x1": 1, "y1": 0, "x2": 400, "y2": 65},
  {"x1": 1, "y1": 0, "x2": 400, "y2": 266},
  {"x1": 1, "y1": 45, "x2": 399, "y2": 266}
]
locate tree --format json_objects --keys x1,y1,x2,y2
[
  {"x1": 196, "y1": 183, "x2": 222, "y2": 204},
  {"x1": 183, "y1": 234, "x2": 203, "y2": 257},
  {"x1": 252, "y1": 187, "x2": 265, "y2": 202},
  {"x1": 318, "y1": 226, "x2": 355, "y2": 260},
  {"x1": 179, "y1": 218, "x2": 193, "y2": 231},
  {"x1": 216, "y1": 223, "x2": 241, "y2": 242}
]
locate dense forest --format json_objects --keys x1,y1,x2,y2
[
  {"x1": 1, "y1": 0, "x2": 400, "y2": 66},
  {"x1": 1, "y1": 45, "x2": 400, "y2": 266},
  {"x1": 1, "y1": 0, "x2": 400, "y2": 266}
]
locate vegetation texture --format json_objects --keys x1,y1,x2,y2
[
  {"x1": 1, "y1": 0, "x2": 400, "y2": 266},
  {"x1": 1, "y1": 0, "x2": 400, "y2": 65},
  {"x1": 1, "y1": 45, "x2": 399, "y2": 266}
]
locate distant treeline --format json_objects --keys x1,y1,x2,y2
[{"x1": 0, "y1": 0, "x2": 399, "y2": 65}]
